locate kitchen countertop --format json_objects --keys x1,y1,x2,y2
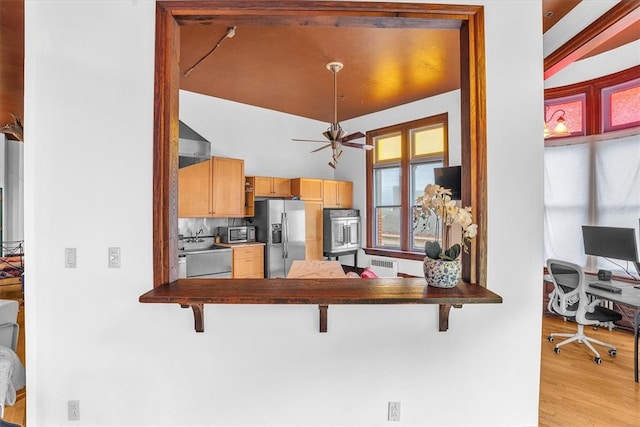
[{"x1": 216, "y1": 242, "x2": 265, "y2": 248}]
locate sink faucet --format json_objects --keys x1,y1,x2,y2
[{"x1": 195, "y1": 229, "x2": 204, "y2": 242}]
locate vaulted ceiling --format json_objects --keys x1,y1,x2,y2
[{"x1": 1, "y1": 1, "x2": 639, "y2": 135}]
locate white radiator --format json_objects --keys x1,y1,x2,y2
[{"x1": 368, "y1": 259, "x2": 399, "y2": 277}]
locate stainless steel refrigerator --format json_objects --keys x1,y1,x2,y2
[{"x1": 254, "y1": 199, "x2": 306, "y2": 278}]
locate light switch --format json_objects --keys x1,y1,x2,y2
[
  {"x1": 108, "y1": 247, "x2": 121, "y2": 268},
  {"x1": 65, "y1": 248, "x2": 77, "y2": 268}
]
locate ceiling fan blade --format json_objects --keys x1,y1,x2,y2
[
  {"x1": 342, "y1": 141, "x2": 374, "y2": 150},
  {"x1": 311, "y1": 143, "x2": 332, "y2": 153},
  {"x1": 340, "y1": 131, "x2": 365, "y2": 143},
  {"x1": 293, "y1": 138, "x2": 326, "y2": 143}
]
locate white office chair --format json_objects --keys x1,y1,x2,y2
[{"x1": 546, "y1": 259, "x2": 622, "y2": 364}]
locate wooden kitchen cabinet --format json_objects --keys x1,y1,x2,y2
[
  {"x1": 323, "y1": 180, "x2": 353, "y2": 208},
  {"x1": 178, "y1": 157, "x2": 245, "y2": 218},
  {"x1": 232, "y1": 244, "x2": 265, "y2": 278},
  {"x1": 254, "y1": 176, "x2": 291, "y2": 197},
  {"x1": 291, "y1": 178, "x2": 323, "y2": 201},
  {"x1": 304, "y1": 200, "x2": 324, "y2": 260},
  {"x1": 244, "y1": 176, "x2": 255, "y2": 217},
  {"x1": 291, "y1": 178, "x2": 324, "y2": 259}
]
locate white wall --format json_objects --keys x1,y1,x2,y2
[
  {"x1": 24, "y1": 1, "x2": 544, "y2": 426},
  {"x1": 545, "y1": 39, "x2": 640, "y2": 89},
  {"x1": 179, "y1": 91, "x2": 337, "y2": 180}
]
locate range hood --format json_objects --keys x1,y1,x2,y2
[{"x1": 179, "y1": 121, "x2": 211, "y2": 168}]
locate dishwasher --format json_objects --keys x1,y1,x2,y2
[{"x1": 179, "y1": 248, "x2": 233, "y2": 278}]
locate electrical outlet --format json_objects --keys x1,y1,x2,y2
[
  {"x1": 108, "y1": 247, "x2": 121, "y2": 268},
  {"x1": 68, "y1": 400, "x2": 80, "y2": 421},
  {"x1": 388, "y1": 401, "x2": 400, "y2": 422}
]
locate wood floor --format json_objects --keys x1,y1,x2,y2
[
  {"x1": 539, "y1": 315, "x2": 640, "y2": 426},
  {"x1": 0, "y1": 282, "x2": 638, "y2": 426}
]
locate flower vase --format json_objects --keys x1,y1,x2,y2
[{"x1": 423, "y1": 257, "x2": 461, "y2": 288}]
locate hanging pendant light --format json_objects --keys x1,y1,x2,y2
[{"x1": 544, "y1": 107, "x2": 571, "y2": 138}]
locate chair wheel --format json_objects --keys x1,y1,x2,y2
[
  {"x1": 594, "y1": 357, "x2": 602, "y2": 364},
  {"x1": 547, "y1": 336, "x2": 554, "y2": 342},
  {"x1": 609, "y1": 349, "x2": 617, "y2": 357},
  {"x1": 553, "y1": 347, "x2": 560, "y2": 354}
]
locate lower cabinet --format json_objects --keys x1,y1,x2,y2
[{"x1": 232, "y1": 245, "x2": 265, "y2": 278}]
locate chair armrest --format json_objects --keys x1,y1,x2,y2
[{"x1": 585, "y1": 298, "x2": 601, "y2": 313}]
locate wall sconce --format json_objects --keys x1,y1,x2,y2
[{"x1": 544, "y1": 107, "x2": 570, "y2": 138}]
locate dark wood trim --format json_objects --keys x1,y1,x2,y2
[
  {"x1": 153, "y1": 1, "x2": 487, "y2": 289},
  {"x1": 460, "y1": 9, "x2": 487, "y2": 286},
  {"x1": 365, "y1": 114, "x2": 449, "y2": 255},
  {"x1": 140, "y1": 278, "x2": 502, "y2": 333},
  {"x1": 544, "y1": 1, "x2": 640, "y2": 79},
  {"x1": 153, "y1": 3, "x2": 181, "y2": 287},
  {"x1": 363, "y1": 247, "x2": 425, "y2": 262}
]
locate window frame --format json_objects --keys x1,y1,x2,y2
[
  {"x1": 365, "y1": 114, "x2": 448, "y2": 261},
  {"x1": 545, "y1": 65, "x2": 640, "y2": 139},
  {"x1": 154, "y1": 1, "x2": 488, "y2": 287}
]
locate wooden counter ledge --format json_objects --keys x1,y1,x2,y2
[{"x1": 139, "y1": 278, "x2": 502, "y2": 333}]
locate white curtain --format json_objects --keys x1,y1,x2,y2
[{"x1": 544, "y1": 134, "x2": 640, "y2": 276}]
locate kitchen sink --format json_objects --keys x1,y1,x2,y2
[
  {"x1": 179, "y1": 236, "x2": 230, "y2": 254},
  {"x1": 178, "y1": 236, "x2": 233, "y2": 278}
]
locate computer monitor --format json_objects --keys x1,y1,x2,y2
[
  {"x1": 582, "y1": 225, "x2": 640, "y2": 279},
  {"x1": 434, "y1": 166, "x2": 461, "y2": 200}
]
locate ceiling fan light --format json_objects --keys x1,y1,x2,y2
[{"x1": 324, "y1": 128, "x2": 345, "y2": 142}]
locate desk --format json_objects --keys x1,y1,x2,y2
[{"x1": 546, "y1": 273, "x2": 640, "y2": 382}]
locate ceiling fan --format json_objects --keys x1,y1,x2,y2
[{"x1": 293, "y1": 61, "x2": 373, "y2": 169}]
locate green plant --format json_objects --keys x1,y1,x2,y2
[{"x1": 414, "y1": 184, "x2": 477, "y2": 260}]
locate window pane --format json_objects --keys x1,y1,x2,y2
[
  {"x1": 375, "y1": 167, "x2": 401, "y2": 205},
  {"x1": 602, "y1": 78, "x2": 640, "y2": 131},
  {"x1": 375, "y1": 207, "x2": 401, "y2": 248},
  {"x1": 375, "y1": 133, "x2": 401, "y2": 163},
  {"x1": 412, "y1": 205, "x2": 439, "y2": 252},
  {"x1": 545, "y1": 95, "x2": 585, "y2": 137},
  {"x1": 411, "y1": 162, "x2": 443, "y2": 202},
  {"x1": 412, "y1": 124, "x2": 444, "y2": 157}
]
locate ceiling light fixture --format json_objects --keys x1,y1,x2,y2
[
  {"x1": 183, "y1": 26, "x2": 237, "y2": 77},
  {"x1": 544, "y1": 107, "x2": 570, "y2": 138}
]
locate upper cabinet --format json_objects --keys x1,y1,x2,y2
[
  {"x1": 291, "y1": 178, "x2": 323, "y2": 201},
  {"x1": 323, "y1": 180, "x2": 353, "y2": 208},
  {"x1": 254, "y1": 176, "x2": 291, "y2": 197},
  {"x1": 244, "y1": 176, "x2": 255, "y2": 217},
  {"x1": 179, "y1": 157, "x2": 245, "y2": 218}
]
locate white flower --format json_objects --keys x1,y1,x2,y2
[
  {"x1": 414, "y1": 183, "x2": 477, "y2": 260},
  {"x1": 465, "y1": 223, "x2": 478, "y2": 239}
]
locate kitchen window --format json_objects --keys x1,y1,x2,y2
[{"x1": 365, "y1": 114, "x2": 448, "y2": 260}]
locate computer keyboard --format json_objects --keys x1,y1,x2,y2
[{"x1": 589, "y1": 282, "x2": 622, "y2": 293}]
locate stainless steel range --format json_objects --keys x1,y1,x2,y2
[{"x1": 178, "y1": 236, "x2": 232, "y2": 279}]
